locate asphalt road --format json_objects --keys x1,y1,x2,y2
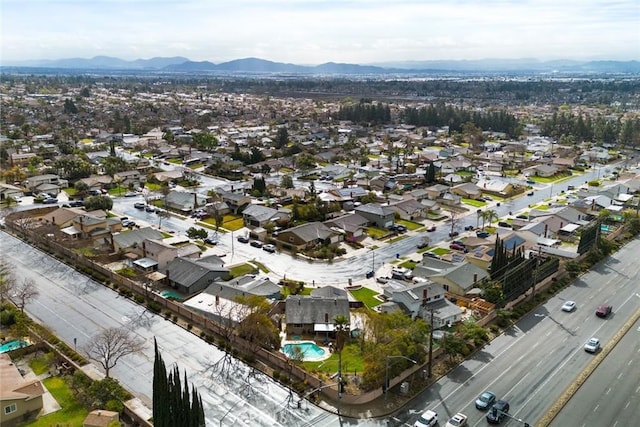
[
  {"x1": 0, "y1": 231, "x2": 336, "y2": 427},
  {"x1": 549, "y1": 316, "x2": 640, "y2": 427},
  {"x1": 390, "y1": 236, "x2": 640, "y2": 427}
]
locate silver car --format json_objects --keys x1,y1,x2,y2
[{"x1": 584, "y1": 337, "x2": 600, "y2": 353}]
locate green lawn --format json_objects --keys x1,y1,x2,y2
[
  {"x1": 221, "y1": 215, "x2": 245, "y2": 231},
  {"x1": 29, "y1": 353, "x2": 53, "y2": 376},
  {"x1": 387, "y1": 235, "x2": 409, "y2": 244},
  {"x1": 463, "y1": 198, "x2": 486, "y2": 208},
  {"x1": 432, "y1": 247, "x2": 451, "y2": 256},
  {"x1": 348, "y1": 287, "x2": 382, "y2": 308},
  {"x1": 395, "y1": 219, "x2": 423, "y2": 230},
  {"x1": 23, "y1": 376, "x2": 88, "y2": 427},
  {"x1": 365, "y1": 227, "x2": 388, "y2": 239},
  {"x1": 107, "y1": 186, "x2": 127, "y2": 196},
  {"x1": 228, "y1": 263, "x2": 258, "y2": 278},
  {"x1": 303, "y1": 342, "x2": 364, "y2": 375},
  {"x1": 399, "y1": 260, "x2": 418, "y2": 270},
  {"x1": 144, "y1": 182, "x2": 162, "y2": 191}
]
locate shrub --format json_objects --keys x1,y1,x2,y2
[
  {"x1": 146, "y1": 300, "x2": 162, "y2": 313},
  {"x1": 273, "y1": 370, "x2": 281, "y2": 380}
]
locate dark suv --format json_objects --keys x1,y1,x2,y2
[
  {"x1": 486, "y1": 400, "x2": 509, "y2": 424},
  {"x1": 595, "y1": 304, "x2": 612, "y2": 318}
]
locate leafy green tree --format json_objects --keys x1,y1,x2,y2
[
  {"x1": 280, "y1": 174, "x2": 294, "y2": 189},
  {"x1": 84, "y1": 195, "x2": 113, "y2": 211},
  {"x1": 186, "y1": 227, "x2": 208, "y2": 240},
  {"x1": 192, "y1": 132, "x2": 218, "y2": 150},
  {"x1": 102, "y1": 156, "x2": 129, "y2": 176},
  {"x1": 275, "y1": 127, "x2": 289, "y2": 149},
  {"x1": 63, "y1": 98, "x2": 78, "y2": 114}
]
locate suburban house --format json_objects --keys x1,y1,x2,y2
[
  {"x1": 424, "y1": 184, "x2": 451, "y2": 200},
  {"x1": 112, "y1": 227, "x2": 164, "y2": 253},
  {"x1": 388, "y1": 198, "x2": 428, "y2": 221},
  {"x1": 0, "y1": 184, "x2": 24, "y2": 201},
  {"x1": 164, "y1": 256, "x2": 229, "y2": 295},
  {"x1": 451, "y1": 182, "x2": 483, "y2": 199},
  {"x1": 242, "y1": 204, "x2": 288, "y2": 229},
  {"x1": 276, "y1": 222, "x2": 342, "y2": 250},
  {"x1": 183, "y1": 274, "x2": 282, "y2": 327},
  {"x1": 378, "y1": 280, "x2": 463, "y2": 328},
  {"x1": 324, "y1": 213, "x2": 368, "y2": 241},
  {"x1": 0, "y1": 353, "x2": 45, "y2": 427},
  {"x1": 284, "y1": 286, "x2": 350, "y2": 337},
  {"x1": 76, "y1": 175, "x2": 114, "y2": 191},
  {"x1": 23, "y1": 174, "x2": 68, "y2": 194},
  {"x1": 218, "y1": 190, "x2": 251, "y2": 214},
  {"x1": 113, "y1": 170, "x2": 146, "y2": 187},
  {"x1": 58, "y1": 213, "x2": 121, "y2": 243},
  {"x1": 413, "y1": 258, "x2": 490, "y2": 296},
  {"x1": 523, "y1": 164, "x2": 561, "y2": 178},
  {"x1": 475, "y1": 178, "x2": 515, "y2": 197},
  {"x1": 132, "y1": 238, "x2": 201, "y2": 270},
  {"x1": 354, "y1": 203, "x2": 395, "y2": 228},
  {"x1": 164, "y1": 191, "x2": 208, "y2": 213}
]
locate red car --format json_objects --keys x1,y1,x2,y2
[
  {"x1": 449, "y1": 243, "x2": 467, "y2": 252},
  {"x1": 595, "y1": 304, "x2": 612, "y2": 318},
  {"x1": 427, "y1": 225, "x2": 436, "y2": 232}
]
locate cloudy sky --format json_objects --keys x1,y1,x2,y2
[{"x1": 2, "y1": 0, "x2": 639, "y2": 64}]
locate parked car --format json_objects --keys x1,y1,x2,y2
[
  {"x1": 396, "y1": 224, "x2": 407, "y2": 233},
  {"x1": 584, "y1": 337, "x2": 601, "y2": 353},
  {"x1": 124, "y1": 192, "x2": 137, "y2": 197},
  {"x1": 237, "y1": 236, "x2": 249, "y2": 243},
  {"x1": 417, "y1": 239, "x2": 429, "y2": 249},
  {"x1": 464, "y1": 225, "x2": 474, "y2": 231},
  {"x1": 263, "y1": 244, "x2": 276, "y2": 253},
  {"x1": 567, "y1": 185, "x2": 575, "y2": 190},
  {"x1": 250, "y1": 240, "x2": 263, "y2": 248},
  {"x1": 449, "y1": 243, "x2": 467, "y2": 252},
  {"x1": 42, "y1": 198, "x2": 58, "y2": 204},
  {"x1": 445, "y1": 412, "x2": 468, "y2": 427},
  {"x1": 391, "y1": 267, "x2": 413, "y2": 280},
  {"x1": 561, "y1": 301, "x2": 576, "y2": 312},
  {"x1": 449, "y1": 231, "x2": 459, "y2": 237},
  {"x1": 527, "y1": 191, "x2": 534, "y2": 196},
  {"x1": 145, "y1": 205, "x2": 156, "y2": 213},
  {"x1": 452, "y1": 240, "x2": 465, "y2": 247},
  {"x1": 426, "y1": 225, "x2": 436, "y2": 232},
  {"x1": 475, "y1": 391, "x2": 496, "y2": 410},
  {"x1": 376, "y1": 276, "x2": 390, "y2": 284},
  {"x1": 595, "y1": 304, "x2": 612, "y2": 318},
  {"x1": 486, "y1": 400, "x2": 509, "y2": 424},
  {"x1": 414, "y1": 409, "x2": 438, "y2": 427},
  {"x1": 134, "y1": 202, "x2": 146, "y2": 209},
  {"x1": 497, "y1": 221, "x2": 512, "y2": 228},
  {"x1": 204, "y1": 238, "x2": 218, "y2": 245},
  {"x1": 476, "y1": 231, "x2": 490, "y2": 238},
  {"x1": 68, "y1": 200, "x2": 84, "y2": 207}
]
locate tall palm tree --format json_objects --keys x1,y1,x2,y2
[{"x1": 483, "y1": 209, "x2": 499, "y2": 229}]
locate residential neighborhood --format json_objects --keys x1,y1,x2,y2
[{"x1": 1, "y1": 73, "x2": 640, "y2": 427}]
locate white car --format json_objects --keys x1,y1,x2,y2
[
  {"x1": 445, "y1": 412, "x2": 468, "y2": 427},
  {"x1": 584, "y1": 337, "x2": 600, "y2": 353},
  {"x1": 561, "y1": 301, "x2": 576, "y2": 312},
  {"x1": 414, "y1": 409, "x2": 438, "y2": 427}
]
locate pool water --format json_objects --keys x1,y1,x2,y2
[
  {"x1": 282, "y1": 342, "x2": 326, "y2": 359},
  {"x1": 0, "y1": 339, "x2": 30, "y2": 353},
  {"x1": 161, "y1": 291, "x2": 184, "y2": 300}
]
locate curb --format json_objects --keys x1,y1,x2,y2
[{"x1": 537, "y1": 306, "x2": 640, "y2": 427}]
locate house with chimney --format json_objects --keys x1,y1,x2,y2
[
  {"x1": 164, "y1": 190, "x2": 208, "y2": 213},
  {"x1": 284, "y1": 286, "x2": 350, "y2": 337},
  {"x1": 413, "y1": 258, "x2": 490, "y2": 296}
]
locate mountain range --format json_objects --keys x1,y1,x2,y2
[{"x1": 3, "y1": 56, "x2": 639, "y2": 74}]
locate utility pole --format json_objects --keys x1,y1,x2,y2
[{"x1": 427, "y1": 309, "x2": 434, "y2": 377}]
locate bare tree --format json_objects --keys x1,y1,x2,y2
[
  {"x1": 0, "y1": 260, "x2": 16, "y2": 304},
  {"x1": 12, "y1": 277, "x2": 39, "y2": 313},
  {"x1": 86, "y1": 327, "x2": 143, "y2": 377}
]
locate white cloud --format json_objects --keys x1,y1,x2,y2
[{"x1": 2, "y1": 0, "x2": 638, "y2": 63}]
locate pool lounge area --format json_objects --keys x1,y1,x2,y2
[{"x1": 281, "y1": 340, "x2": 331, "y2": 362}]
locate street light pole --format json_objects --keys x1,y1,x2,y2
[{"x1": 384, "y1": 355, "x2": 417, "y2": 401}]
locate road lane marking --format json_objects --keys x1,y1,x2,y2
[
  {"x1": 628, "y1": 359, "x2": 633, "y2": 365},
  {"x1": 625, "y1": 401, "x2": 630, "y2": 409},
  {"x1": 605, "y1": 387, "x2": 611, "y2": 395},
  {"x1": 593, "y1": 404, "x2": 599, "y2": 412}
]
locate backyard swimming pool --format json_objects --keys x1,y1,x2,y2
[
  {"x1": 0, "y1": 339, "x2": 30, "y2": 353},
  {"x1": 281, "y1": 342, "x2": 327, "y2": 360},
  {"x1": 161, "y1": 291, "x2": 184, "y2": 300}
]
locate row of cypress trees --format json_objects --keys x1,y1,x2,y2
[{"x1": 153, "y1": 338, "x2": 205, "y2": 426}]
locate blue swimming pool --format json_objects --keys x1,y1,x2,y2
[
  {"x1": 282, "y1": 342, "x2": 326, "y2": 359},
  {"x1": 161, "y1": 291, "x2": 184, "y2": 301},
  {"x1": 0, "y1": 339, "x2": 30, "y2": 353}
]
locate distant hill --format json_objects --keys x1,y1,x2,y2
[{"x1": 2, "y1": 56, "x2": 639, "y2": 74}]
